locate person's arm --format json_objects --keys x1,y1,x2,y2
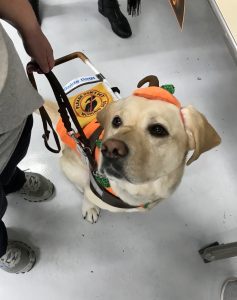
[{"x1": 0, "y1": 0, "x2": 54, "y2": 73}]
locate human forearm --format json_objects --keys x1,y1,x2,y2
[
  {"x1": 0, "y1": 0, "x2": 39, "y2": 38},
  {"x1": 0, "y1": 0, "x2": 54, "y2": 73}
]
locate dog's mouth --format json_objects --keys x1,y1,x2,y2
[
  {"x1": 101, "y1": 160, "x2": 126, "y2": 180},
  {"x1": 104, "y1": 165, "x2": 123, "y2": 179},
  {"x1": 101, "y1": 158, "x2": 151, "y2": 184}
]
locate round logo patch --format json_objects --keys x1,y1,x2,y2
[{"x1": 73, "y1": 89, "x2": 109, "y2": 117}]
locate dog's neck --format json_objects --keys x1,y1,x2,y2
[{"x1": 108, "y1": 163, "x2": 185, "y2": 207}]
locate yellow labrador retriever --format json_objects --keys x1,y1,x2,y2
[{"x1": 44, "y1": 78, "x2": 221, "y2": 223}]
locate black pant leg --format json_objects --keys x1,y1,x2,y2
[
  {"x1": 1, "y1": 115, "x2": 33, "y2": 194},
  {"x1": 0, "y1": 115, "x2": 33, "y2": 257},
  {"x1": 0, "y1": 182, "x2": 8, "y2": 257}
]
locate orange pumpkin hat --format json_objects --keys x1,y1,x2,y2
[
  {"x1": 133, "y1": 86, "x2": 181, "y2": 109},
  {"x1": 133, "y1": 76, "x2": 184, "y2": 123}
]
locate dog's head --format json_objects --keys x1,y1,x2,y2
[{"x1": 97, "y1": 78, "x2": 221, "y2": 185}]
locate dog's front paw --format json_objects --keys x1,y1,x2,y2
[{"x1": 82, "y1": 200, "x2": 100, "y2": 224}]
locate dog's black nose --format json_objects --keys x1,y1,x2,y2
[{"x1": 101, "y1": 139, "x2": 128, "y2": 160}]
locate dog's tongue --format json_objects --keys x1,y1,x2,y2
[{"x1": 133, "y1": 87, "x2": 181, "y2": 108}]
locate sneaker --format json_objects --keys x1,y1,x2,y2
[
  {"x1": 221, "y1": 277, "x2": 237, "y2": 300},
  {"x1": 18, "y1": 172, "x2": 55, "y2": 202},
  {"x1": 0, "y1": 241, "x2": 36, "y2": 274}
]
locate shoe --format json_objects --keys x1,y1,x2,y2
[
  {"x1": 28, "y1": 0, "x2": 41, "y2": 25},
  {"x1": 98, "y1": 0, "x2": 132, "y2": 38},
  {"x1": 221, "y1": 277, "x2": 237, "y2": 300},
  {"x1": 18, "y1": 172, "x2": 55, "y2": 202},
  {"x1": 0, "y1": 241, "x2": 36, "y2": 274}
]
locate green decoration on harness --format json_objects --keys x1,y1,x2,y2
[
  {"x1": 143, "y1": 202, "x2": 150, "y2": 209},
  {"x1": 94, "y1": 142, "x2": 110, "y2": 188},
  {"x1": 95, "y1": 176, "x2": 110, "y2": 188},
  {"x1": 94, "y1": 172, "x2": 111, "y2": 188},
  {"x1": 161, "y1": 84, "x2": 175, "y2": 94},
  {"x1": 96, "y1": 139, "x2": 102, "y2": 148}
]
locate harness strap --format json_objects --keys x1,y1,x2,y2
[
  {"x1": 45, "y1": 72, "x2": 88, "y2": 144},
  {"x1": 28, "y1": 68, "x2": 61, "y2": 154},
  {"x1": 90, "y1": 176, "x2": 138, "y2": 209},
  {"x1": 89, "y1": 124, "x2": 104, "y2": 150},
  {"x1": 44, "y1": 71, "x2": 96, "y2": 167},
  {"x1": 39, "y1": 106, "x2": 61, "y2": 153}
]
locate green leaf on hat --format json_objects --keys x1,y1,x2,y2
[{"x1": 161, "y1": 84, "x2": 175, "y2": 94}]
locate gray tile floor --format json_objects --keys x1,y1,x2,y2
[{"x1": 1, "y1": 0, "x2": 237, "y2": 299}]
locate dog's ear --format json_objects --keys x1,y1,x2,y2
[{"x1": 181, "y1": 105, "x2": 221, "y2": 165}]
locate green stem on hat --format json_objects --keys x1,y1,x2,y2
[{"x1": 161, "y1": 84, "x2": 175, "y2": 94}]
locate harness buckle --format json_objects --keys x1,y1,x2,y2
[{"x1": 67, "y1": 130, "x2": 90, "y2": 160}]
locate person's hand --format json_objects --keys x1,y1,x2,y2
[{"x1": 22, "y1": 27, "x2": 54, "y2": 73}]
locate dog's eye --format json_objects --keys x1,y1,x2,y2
[
  {"x1": 112, "y1": 116, "x2": 122, "y2": 128},
  {"x1": 148, "y1": 124, "x2": 169, "y2": 137}
]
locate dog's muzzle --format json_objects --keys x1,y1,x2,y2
[{"x1": 101, "y1": 139, "x2": 129, "y2": 179}]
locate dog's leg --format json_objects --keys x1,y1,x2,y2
[
  {"x1": 60, "y1": 147, "x2": 88, "y2": 193},
  {"x1": 60, "y1": 146, "x2": 100, "y2": 223},
  {"x1": 82, "y1": 185, "x2": 100, "y2": 224}
]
